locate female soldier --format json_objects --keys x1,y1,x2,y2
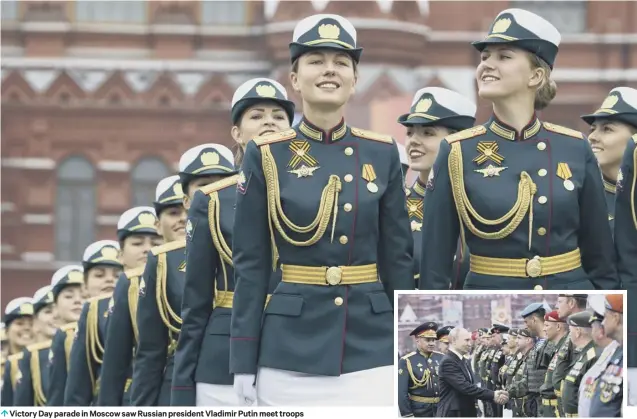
[
  {"x1": 230, "y1": 14, "x2": 413, "y2": 406},
  {"x1": 398, "y1": 87, "x2": 476, "y2": 289},
  {"x1": 14, "y1": 286, "x2": 56, "y2": 406},
  {"x1": 171, "y1": 78, "x2": 294, "y2": 407},
  {"x1": 581, "y1": 87, "x2": 637, "y2": 230},
  {"x1": 132, "y1": 152, "x2": 233, "y2": 406},
  {"x1": 1, "y1": 297, "x2": 34, "y2": 406},
  {"x1": 46, "y1": 265, "x2": 85, "y2": 406},
  {"x1": 419, "y1": 8, "x2": 618, "y2": 291},
  {"x1": 97, "y1": 209, "x2": 162, "y2": 406}
]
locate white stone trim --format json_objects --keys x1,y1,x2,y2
[
  {"x1": 22, "y1": 214, "x2": 53, "y2": 225},
  {"x1": 0, "y1": 46, "x2": 24, "y2": 57},
  {"x1": 1, "y1": 158, "x2": 56, "y2": 170},
  {"x1": 1, "y1": 244, "x2": 15, "y2": 254},
  {"x1": 97, "y1": 160, "x2": 130, "y2": 172},
  {"x1": 1, "y1": 202, "x2": 16, "y2": 213},
  {"x1": 97, "y1": 215, "x2": 120, "y2": 226},
  {"x1": 427, "y1": 31, "x2": 637, "y2": 44},
  {"x1": 21, "y1": 252, "x2": 55, "y2": 262},
  {"x1": 66, "y1": 47, "x2": 151, "y2": 59}
]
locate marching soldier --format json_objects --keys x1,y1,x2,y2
[
  {"x1": 539, "y1": 310, "x2": 567, "y2": 417},
  {"x1": 562, "y1": 311, "x2": 599, "y2": 417},
  {"x1": 171, "y1": 79, "x2": 294, "y2": 407},
  {"x1": 589, "y1": 294, "x2": 623, "y2": 417},
  {"x1": 436, "y1": 326, "x2": 453, "y2": 354},
  {"x1": 46, "y1": 265, "x2": 85, "y2": 406},
  {"x1": 506, "y1": 328, "x2": 534, "y2": 417},
  {"x1": 397, "y1": 87, "x2": 476, "y2": 289},
  {"x1": 1, "y1": 298, "x2": 34, "y2": 406},
  {"x1": 519, "y1": 302, "x2": 551, "y2": 417},
  {"x1": 553, "y1": 294, "x2": 588, "y2": 415},
  {"x1": 581, "y1": 87, "x2": 637, "y2": 231},
  {"x1": 230, "y1": 13, "x2": 413, "y2": 406},
  {"x1": 488, "y1": 324, "x2": 509, "y2": 417},
  {"x1": 97, "y1": 208, "x2": 162, "y2": 406},
  {"x1": 419, "y1": 8, "x2": 618, "y2": 290},
  {"x1": 398, "y1": 322, "x2": 444, "y2": 417},
  {"x1": 14, "y1": 286, "x2": 56, "y2": 406}
]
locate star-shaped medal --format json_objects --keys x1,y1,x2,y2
[{"x1": 474, "y1": 164, "x2": 508, "y2": 177}]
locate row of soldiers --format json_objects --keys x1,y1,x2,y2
[{"x1": 398, "y1": 294, "x2": 624, "y2": 417}]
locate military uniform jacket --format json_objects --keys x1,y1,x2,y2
[
  {"x1": 65, "y1": 295, "x2": 111, "y2": 405},
  {"x1": 504, "y1": 351, "x2": 523, "y2": 388},
  {"x1": 479, "y1": 347, "x2": 494, "y2": 384},
  {"x1": 1, "y1": 353, "x2": 23, "y2": 406},
  {"x1": 471, "y1": 345, "x2": 484, "y2": 378},
  {"x1": 420, "y1": 116, "x2": 618, "y2": 290},
  {"x1": 14, "y1": 341, "x2": 51, "y2": 406},
  {"x1": 507, "y1": 349, "x2": 531, "y2": 399},
  {"x1": 409, "y1": 179, "x2": 469, "y2": 290},
  {"x1": 552, "y1": 332, "x2": 574, "y2": 415},
  {"x1": 562, "y1": 340, "x2": 598, "y2": 415},
  {"x1": 398, "y1": 350, "x2": 443, "y2": 416},
  {"x1": 97, "y1": 268, "x2": 143, "y2": 406},
  {"x1": 527, "y1": 338, "x2": 551, "y2": 394},
  {"x1": 616, "y1": 135, "x2": 637, "y2": 369},
  {"x1": 489, "y1": 347, "x2": 506, "y2": 388},
  {"x1": 590, "y1": 345, "x2": 622, "y2": 417},
  {"x1": 230, "y1": 119, "x2": 413, "y2": 377},
  {"x1": 131, "y1": 242, "x2": 185, "y2": 407},
  {"x1": 172, "y1": 176, "x2": 248, "y2": 406},
  {"x1": 603, "y1": 178, "x2": 617, "y2": 233},
  {"x1": 46, "y1": 322, "x2": 76, "y2": 406}
]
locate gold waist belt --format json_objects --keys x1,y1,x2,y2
[
  {"x1": 470, "y1": 248, "x2": 581, "y2": 278},
  {"x1": 543, "y1": 398, "x2": 558, "y2": 406},
  {"x1": 408, "y1": 394, "x2": 440, "y2": 404},
  {"x1": 565, "y1": 414, "x2": 578, "y2": 418},
  {"x1": 281, "y1": 263, "x2": 378, "y2": 286},
  {"x1": 214, "y1": 291, "x2": 271, "y2": 309}
]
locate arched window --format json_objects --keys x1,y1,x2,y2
[
  {"x1": 56, "y1": 156, "x2": 96, "y2": 261},
  {"x1": 131, "y1": 157, "x2": 170, "y2": 207}
]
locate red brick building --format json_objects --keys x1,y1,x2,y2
[{"x1": 2, "y1": 0, "x2": 636, "y2": 307}]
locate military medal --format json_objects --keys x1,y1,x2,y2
[
  {"x1": 473, "y1": 141, "x2": 505, "y2": 166},
  {"x1": 288, "y1": 141, "x2": 320, "y2": 178},
  {"x1": 556, "y1": 162, "x2": 574, "y2": 191},
  {"x1": 361, "y1": 164, "x2": 378, "y2": 193},
  {"x1": 289, "y1": 165, "x2": 320, "y2": 178},
  {"x1": 474, "y1": 164, "x2": 508, "y2": 177}
]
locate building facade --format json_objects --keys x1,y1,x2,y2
[{"x1": 2, "y1": 0, "x2": 636, "y2": 306}]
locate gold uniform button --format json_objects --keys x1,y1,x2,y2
[
  {"x1": 538, "y1": 169, "x2": 547, "y2": 177},
  {"x1": 344, "y1": 174, "x2": 353, "y2": 183},
  {"x1": 344, "y1": 203, "x2": 352, "y2": 212},
  {"x1": 339, "y1": 235, "x2": 348, "y2": 245},
  {"x1": 537, "y1": 227, "x2": 547, "y2": 236},
  {"x1": 537, "y1": 142, "x2": 546, "y2": 151},
  {"x1": 334, "y1": 297, "x2": 343, "y2": 306},
  {"x1": 344, "y1": 147, "x2": 353, "y2": 156},
  {"x1": 534, "y1": 285, "x2": 543, "y2": 291},
  {"x1": 538, "y1": 196, "x2": 548, "y2": 204}
]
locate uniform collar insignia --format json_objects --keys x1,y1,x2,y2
[
  {"x1": 603, "y1": 177, "x2": 616, "y2": 194},
  {"x1": 488, "y1": 114, "x2": 541, "y2": 141},
  {"x1": 411, "y1": 177, "x2": 427, "y2": 197},
  {"x1": 299, "y1": 117, "x2": 348, "y2": 143}
]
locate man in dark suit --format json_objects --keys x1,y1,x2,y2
[{"x1": 437, "y1": 328, "x2": 508, "y2": 417}]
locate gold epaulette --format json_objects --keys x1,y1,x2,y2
[
  {"x1": 632, "y1": 134, "x2": 637, "y2": 144},
  {"x1": 8, "y1": 352, "x2": 23, "y2": 362},
  {"x1": 151, "y1": 239, "x2": 187, "y2": 256},
  {"x1": 201, "y1": 174, "x2": 240, "y2": 195},
  {"x1": 61, "y1": 322, "x2": 77, "y2": 333},
  {"x1": 401, "y1": 351, "x2": 417, "y2": 360},
  {"x1": 253, "y1": 129, "x2": 296, "y2": 146},
  {"x1": 446, "y1": 126, "x2": 487, "y2": 144},
  {"x1": 350, "y1": 127, "x2": 393, "y2": 144},
  {"x1": 543, "y1": 122, "x2": 584, "y2": 139},
  {"x1": 586, "y1": 347, "x2": 596, "y2": 361},
  {"x1": 27, "y1": 340, "x2": 52, "y2": 353},
  {"x1": 124, "y1": 265, "x2": 145, "y2": 279}
]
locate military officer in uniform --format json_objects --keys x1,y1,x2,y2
[
  {"x1": 172, "y1": 79, "x2": 294, "y2": 407},
  {"x1": 506, "y1": 328, "x2": 533, "y2": 417},
  {"x1": 581, "y1": 87, "x2": 637, "y2": 231},
  {"x1": 539, "y1": 310, "x2": 567, "y2": 417},
  {"x1": 436, "y1": 326, "x2": 454, "y2": 354},
  {"x1": 553, "y1": 294, "x2": 587, "y2": 415},
  {"x1": 472, "y1": 328, "x2": 489, "y2": 381},
  {"x1": 420, "y1": 8, "x2": 618, "y2": 290},
  {"x1": 501, "y1": 329, "x2": 521, "y2": 415},
  {"x1": 398, "y1": 322, "x2": 444, "y2": 417},
  {"x1": 230, "y1": 13, "x2": 413, "y2": 406},
  {"x1": 398, "y1": 87, "x2": 476, "y2": 289},
  {"x1": 520, "y1": 302, "x2": 552, "y2": 417},
  {"x1": 488, "y1": 324, "x2": 509, "y2": 417},
  {"x1": 46, "y1": 265, "x2": 85, "y2": 406},
  {"x1": 14, "y1": 286, "x2": 56, "y2": 406},
  {"x1": 589, "y1": 294, "x2": 623, "y2": 417},
  {"x1": 1, "y1": 298, "x2": 34, "y2": 406}
]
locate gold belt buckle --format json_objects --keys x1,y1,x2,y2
[
  {"x1": 526, "y1": 256, "x2": 542, "y2": 278},
  {"x1": 325, "y1": 267, "x2": 343, "y2": 285}
]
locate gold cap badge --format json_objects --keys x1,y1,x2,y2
[
  {"x1": 491, "y1": 18, "x2": 512, "y2": 34},
  {"x1": 318, "y1": 23, "x2": 340, "y2": 40},
  {"x1": 415, "y1": 98, "x2": 433, "y2": 113},
  {"x1": 200, "y1": 151, "x2": 220, "y2": 166},
  {"x1": 68, "y1": 270, "x2": 84, "y2": 284},
  {"x1": 101, "y1": 246, "x2": 119, "y2": 261},
  {"x1": 19, "y1": 304, "x2": 34, "y2": 316},
  {"x1": 172, "y1": 183, "x2": 183, "y2": 197},
  {"x1": 601, "y1": 95, "x2": 618, "y2": 110},
  {"x1": 137, "y1": 212, "x2": 156, "y2": 227},
  {"x1": 256, "y1": 84, "x2": 276, "y2": 98}
]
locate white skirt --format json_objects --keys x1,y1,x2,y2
[
  {"x1": 256, "y1": 365, "x2": 393, "y2": 406},
  {"x1": 196, "y1": 383, "x2": 240, "y2": 407}
]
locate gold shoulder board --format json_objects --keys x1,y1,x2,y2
[
  {"x1": 201, "y1": 174, "x2": 241, "y2": 196},
  {"x1": 350, "y1": 127, "x2": 393, "y2": 144},
  {"x1": 253, "y1": 129, "x2": 296, "y2": 147},
  {"x1": 446, "y1": 126, "x2": 487, "y2": 144},
  {"x1": 632, "y1": 134, "x2": 637, "y2": 144},
  {"x1": 27, "y1": 340, "x2": 52, "y2": 353},
  {"x1": 543, "y1": 122, "x2": 584, "y2": 140},
  {"x1": 124, "y1": 265, "x2": 146, "y2": 279},
  {"x1": 150, "y1": 239, "x2": 187, "y2": 256},
  {"x1": 587, "y1": 347, "x2": 596, "y2": 361},
  {"x1": 61, "y1": 322, "x2": 77, "y2": 333},
  {"x1": 401, "y1": 351, "x2": 417, "y2": 360}
]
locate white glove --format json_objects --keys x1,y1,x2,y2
[{"x1": 234, "y1": 373, "x2": 257, "y2": 406}]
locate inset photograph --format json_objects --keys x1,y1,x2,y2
[{"x1": 396, "y1": 292, "x2": 625, "y2": 418}]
